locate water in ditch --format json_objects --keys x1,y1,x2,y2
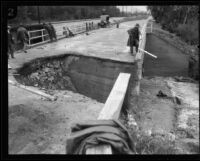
[{"x1": 143, "y1": 33, "x2": 189, "y2": 77}]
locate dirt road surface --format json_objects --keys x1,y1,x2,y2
[
  {"x1": 9, "y1": 83, "x2": 103, "y2": 154},
  {"x1": 9, "y1": 19, "x2": 147, "y2": 71}
]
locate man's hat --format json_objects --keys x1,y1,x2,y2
[{"x1": 135, "y1": 23, "x2": 140, "y2": 27}]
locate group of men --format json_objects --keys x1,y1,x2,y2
[{"x1": 7, "y1": 22, "x2": 57, "y2": 59}]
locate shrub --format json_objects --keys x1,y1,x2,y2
[{"x1": 175, "y1": 20, "x2": 199, "y2": 45}]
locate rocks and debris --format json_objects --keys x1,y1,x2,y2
[
  {"x1": 156, "y1": 90, "x2": 168, "y2": 97},
  {"x1": 16, "y1": 59, "x2": 77, "y2": 93},
  {"x1": 167, "y1": 80, "x2": 199, "y2": 109},
  {"x1": 174, "y1": 76, "x2": 196, "y2": 83},
  {"x1": 156, "y1": 89, "x2": 181, "y2": 105},
  {"x1": 174, "y1": 97, "x2": 181, "y2": 105}
]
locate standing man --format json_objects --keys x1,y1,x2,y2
[
  {"x1": 67, "y1": 27, "x2": 74, "y2": 37},
  {"x1": 116, "y1": 21, "x2": 120, "y2": 28},
  {"x1": 63, "y1": 26, "x2": 69, "y2": 38},
  {"x1": 127, "y1": 23, "x2": 141, "y2": 55},
  {"x1": 91, "y1": 22, "x2": 94, "y2": 30},
  {"x1": 43, "y1": 23, "x2": 53, "y2": 42},
  {"x1": 7, "y1": 26, "x2": 15, "y2": 59},
  {"x1": 48, "y1": 22, "x2": 57, "y2": 42},
  {"x1": 17, "y1": 24, "x2": 29, "y2": 53},
  {"x1": 86, "y1": 22, "x2": 88, "y2": 32}
]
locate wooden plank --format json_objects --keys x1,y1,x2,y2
[
  {"x1": 86, "y1": 145, "x2": 112, "y2": 154},
  {"x1": 98, "y1": 73, "x2": 131, "y2": 120},
  {"x1": 8, "y1": 79, "x2": 57, "y2": 101},
  {"x1": 139, "y1": 48, "x2": 157, "y2": 58},
  {"x1": 86, "y1": 73, "x2": 131, "y2": 154}
]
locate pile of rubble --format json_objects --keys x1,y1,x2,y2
[{"x1": 18, "y1": 60, "x2": 77, "y2": 92}]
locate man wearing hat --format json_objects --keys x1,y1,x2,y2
[
  {"x1": 43, "y1": 23, "x2": 53, "y2": 42},
  {"x1": 17, "y1": 24, "x2": 29, "y2": 53},
  {"x1": 7, "y1": 25, "x2": 15, "y2": 58},
  {"x1": 127, "y1": 23, "x2": 141, "y2": 55},
  {"x1": 48, "y1": 22, "x2": 57, "y2": 42}
]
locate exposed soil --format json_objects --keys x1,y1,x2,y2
[
  {"x1": 137, "y1": 77, "x2": 175, "y2": 134},
  {"x1": 9, "y1": 84, "x2": 103, "y2": 154},
  {"x1": 124, "y1": 76, "x2": 199, "y2": 154}
]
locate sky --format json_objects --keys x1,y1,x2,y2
[{"x1": 117, "y1": 6, "x2": 147, "y2": 13}]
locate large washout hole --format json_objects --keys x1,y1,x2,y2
[{"x1": 14, "y1": 53, "x2": 137, "y2": 103}]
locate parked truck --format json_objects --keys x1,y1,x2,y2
[{"x1": 98, "y1": 15, "x2": 110, "y2": 28}]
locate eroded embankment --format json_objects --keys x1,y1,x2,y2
[{"x1": 14, "y1": 54, "x2": 137, "y2": 103}]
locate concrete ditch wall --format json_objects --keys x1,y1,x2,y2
[{"x1": 15, "y1": 54, "x2": 138, "y2": 103}]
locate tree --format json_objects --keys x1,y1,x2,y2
[{"x1": 148, "y1": 5, "x2": 199, "y2": 45}]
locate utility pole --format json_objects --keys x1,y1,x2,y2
[{"x1": 37, "y1": 6, "x2": 40, "y2": 24}]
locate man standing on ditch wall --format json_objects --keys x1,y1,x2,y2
[
  {"x1": 127, "y1": 23, "x2": 141, "y2": 55},
  {"x1": 17, "y1": 24, "x2": 29, "y2": 53}
]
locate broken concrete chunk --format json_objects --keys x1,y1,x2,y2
[
  {"x1": 157, "y1": 90, "x2": 168, "y2": 98},
  {"x1": 43, "y1": 67, "x2": 50, "y2": 73},
  {"x1": 30, "y1": 72, "x2": 39, "y2": 79}
]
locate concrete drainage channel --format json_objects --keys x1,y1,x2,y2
[{"x1": 14, "y1": 54, "x2": 137, "y2": 103}]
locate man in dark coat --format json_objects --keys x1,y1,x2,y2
[
  {"x1": 48, "y1": 22, "x2": 57, "y2": 41},
  {"x1": 43, "y1": 23, "x2": 53, "y2": 42},
  {"x1": 17, "y1": 24, "x2": 29, "y2": 53},
  {"x1": 67, "y1": 27, "x2": 74, "y2": 37},
  {"x1": 127, "y1": 23, "x2": 141, "y2": 54},
  {"x1": 7, "y1": 26, "x2": 15, "y2": 58}
]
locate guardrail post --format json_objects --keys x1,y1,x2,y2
[
  {"x1": 42, "y1": 29, "x2": 44, "y2": 42},
  {"x1": 28, "y1": 32, "x2": 31, "y2": 45}
]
